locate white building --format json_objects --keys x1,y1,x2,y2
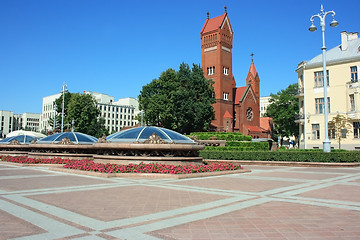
[
  {"x1": 0, "y1": 110, "x2": 14, "y2": 138},
  {"x1": 21, "y1": 113, "x2": 41, "y2": 132},
  {"x1": 40, "y1": 92, "x2": 139, "y2": 134},
  {"x1": 0, "y1": 111, "x2": 41, "y2": 138},
  {"x1": 40, "y1": 93, "x2": 61, "y2": 133},
  {"x1": 296, "y1": 31, "x2": 360, "y2": 150},
  {"x1": 260, "y1": 96, "x2": 271, "y2": 117}
]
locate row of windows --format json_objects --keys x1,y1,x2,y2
[
  {"x1": 312, "y1": 122, "x2": 360, "y2": 139},
  {"x1": 102, "y1": 113, "x2": 132, "y2": 120},
  {"x1": 203, "y1": 34, "x2": 218, "y2": 43},
  {"x1": 313, "y1": 66, "x2": 358, "y2": 87},
  {"x1": 207, "y1": 66, "x2": 231, "y2": 76},
  {"x1": 43, "y1": 104, "x2": 53, "y2": 112},
  {"x1": 26, "y1": 118, "x2": 39, "y2": 122},
  {"x1": 105, "y1": 120, "x2": 134, "y2": 126},
  {"x1": 207, "y1": 66, "x2": 215, "y2": 75},
  {"x1": 99, "y1": 105, "x2": 134, "y2": 114}
]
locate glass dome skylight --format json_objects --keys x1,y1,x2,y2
[
  {"x1": 36, "y1": 132, "x2": 97, "y2": 144},
  {"x1": 0, "y1": 135, "x2": 36, "y2": 144},
  {"x1": 106, "y1": 126, "x2": 195, "y2": 144}
]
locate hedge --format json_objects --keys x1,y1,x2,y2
[
  {"x1": 190, "y1": 132, "x2": 252, "y2": 141},
  {"x1": 205, "y1": 141, "x2": 268, "y2": 152},
  {"x1": 200, "y1": 150, "x2": 360, "y2": 162}
]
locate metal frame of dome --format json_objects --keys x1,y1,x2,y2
[
  {"x1": 0, "y1": 135, "x2": 36, "y2": 144},
  {"x1": 36, "y1": 132, "x2": 98, "y2": 144},
  {"x1": 106, "y1": 126, "x2": 195, "y2": 144}
]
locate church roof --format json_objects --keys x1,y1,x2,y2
[
  {"x1": 223, "y1": 110, "x2": 233, "y2": 119},
  {"x1": 260, "y1": 117, "x2": 273, "y2": 132},
  {"x1": 201, "y1": 13, "x2": 227, "y2": 34},
  {"x1": 234, "y1": 86, "x2": 247, "y2": 104},
  {"x1": 249, "y1": 62, "x2": 258, "y2": 77},
  {"x1": 247, "y1": 125, "x2": 266, "y2": 133}
]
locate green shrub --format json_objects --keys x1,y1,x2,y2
[
  {"x1": 189, "y1": 132, "x2": 252, "y2": 141},
  {"x1": 204, "y1": 141, "x2": 268, "y2": 152},
  {"x1": 199, "y1": 150, "x2": 360, "y2": 162}
]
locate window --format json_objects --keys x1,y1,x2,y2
[
  {"x1": 353, "y1": 122, "x2": 360, "y2": 138},
  {"x1": 314, "y1": 70, "x2": 329, "y2": 88},
  {"x1": 207, "y1": 66, "x2": 215, "y2": 75},
  {"x1": 351, "y1": 66, "x2": 358, "y2": 82},
  {"x1": 315, "y1": 97, "x2": 330, "y2": 114},
  {"x1": 223, "y1": 92, "x2": 229, "y2": 100},
  {"x1": 312, "y1": 124, "x2": 320, "y2": 139},
  {"x1": 350, "y1": 94, "x2": 355, "y2": 111},
  {"x1": 223, "y1": 67, "x2": 229, "y2": 75},
  {"x1": 341, "y1": 128, "x2": 348, "y2": 138}
]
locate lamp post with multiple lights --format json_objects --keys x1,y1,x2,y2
[
  {"x1": 61, "y1": 83, "x2": 67, "y2": 133},
  {"x1": 309, "y1": 5, "x2": 339, "y2": 152}
]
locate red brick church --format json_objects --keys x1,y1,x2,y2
[{"x1": 201, "y1": 7, "x2": 268, "y2": 138}]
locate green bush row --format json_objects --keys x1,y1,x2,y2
[
  {"x1": 190, "y1": 132, "x2": 252, "y2": 141},
  {"x1": 199, "y1": 150, "x2": 360, "y2": 162},
  {"x1": 204, "y1": 141, "x2": 269, "y2": 151}
]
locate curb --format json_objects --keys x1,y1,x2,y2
[
  {"x1": 205, "y1": 159, "x2": 360, "y2": 167},
  {"x1": 49, "y1": 167, "x2": 251, "y2": 179}
]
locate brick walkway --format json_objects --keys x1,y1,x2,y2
[{"x1": 0, "y1": 163, "x2": 360, "y2": 239}]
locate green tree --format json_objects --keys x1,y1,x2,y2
[
  {"x1": 66, "y1": 93, "x2": 108, "y2": 138},
  {"x1": 138, "y1": 62, "x2": 215, "y2": 134},
  {"x1": 265, "y1": 83, "x2": 299, "y2": 141},
  {"x1": 328, "y1": 114, "x2": 352, "y2": 149},
  {"x1": 48, "y1": 91, "x2": 72, "y2": 131}
]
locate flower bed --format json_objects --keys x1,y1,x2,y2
[
  {"x1": 0, "y1": 155, "x2": 243, "y2": 174},
  {"x1": 0, "y1": 155, "x2": 73, "y2": 164}
]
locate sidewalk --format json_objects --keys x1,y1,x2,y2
[{"x1": 0, "y1": 162, "x2": 360, "y2": 239}]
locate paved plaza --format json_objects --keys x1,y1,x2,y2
[{"x1": 0, "y1": 162, "x2": 360, "y2": 240}]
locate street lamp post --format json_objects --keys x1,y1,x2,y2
[
  {"x1": 61, "y1": 83, "x2": 67, "y2": 133},
  {"x1": 309, "y1": 5, "x2": 338, "y2": 152}
]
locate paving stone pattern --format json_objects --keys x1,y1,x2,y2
[{"x1": 0, "y1": 163, "x2": 360, "y2": 239}]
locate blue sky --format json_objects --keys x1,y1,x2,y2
[{"x1": 0, "y1": 0, "x2": 359, "y2": 114}]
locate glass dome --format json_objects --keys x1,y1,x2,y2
[
  {"x1": 106, "y1": 126, "x2": 195, "y2": 144},
  {"x1": 0, "y1": 135, "x2": 36, "y2": 144},
  {"x1": 36, "y1": 132, "x2": 98, "y2": 144}
]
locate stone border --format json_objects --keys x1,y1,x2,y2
[
  {"x1": 205, "y1": 159, "x2": 360, "y2": 167},
  {"x1": 49, "y1": 167, "x2": 251, "y2": 179},
  {"x1": 0, "y1": 160, "x2": 250, "y2": 179}
]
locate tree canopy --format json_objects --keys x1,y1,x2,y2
[
  {"x1": 138, "y1": 62, "x2": 215, "y2": 134},
  {"x1": 49, "y1": 92, "x2": 108, "y2": 138},
  {"x1": 265, "y1": 83, "x2": 299, "y2": 140}
]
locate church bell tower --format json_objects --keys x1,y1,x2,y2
[{"x1": 200, "y1": 7, "x2": 236, "y2": 131}]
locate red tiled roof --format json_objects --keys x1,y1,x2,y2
[
  {"x1": 260, "y1": 117, "x2": 272, "y2": 131},
  {"x1": 247, "y1": 125, "x2": 266, "y2": 133},
  {"x1": 249, "y1": 62, "x2": 257, "y2": 77},
  {"x1": 201, "y1": 13, "x2": 226, "y2": 34},
  {"x1": 234, "y1": 86, "x2": 247, "y2": 104},
  {"x1": 223, "y1": 110, "x2": 233, "y2": 119}
]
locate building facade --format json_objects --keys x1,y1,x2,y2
[
  {"x1": 296, "y1": 31, "x2": 360, "y2": 150},
  {"x1": 200, "y1": 8, "x2": 266, "y2": 138},
  {"x1": 0, "y1": 111, "x2": 40, "y2": 138},
  {"x1": 260, "y1": 96, "x2": 271, "y2": 117},
  {"x1": 40, "y1": 92, "x2": 139, "y2": 134}
]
